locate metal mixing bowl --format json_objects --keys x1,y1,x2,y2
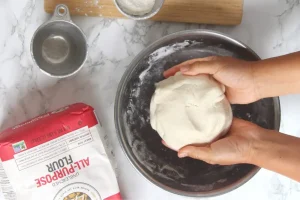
[
  {"x1": 114, "y1": 0, "x2": 165, "y2": 20},
  {"x1": 31, "y1": 4, "x2": 87, "y2": 78},
  {"x1": 115, "y1": 30, "x2": 281, "y2": 197}
]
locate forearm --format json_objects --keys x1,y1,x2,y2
[
  {"x1": 250, "y1": 129, "x2": 300, "y2": 182},
  {"x1": 253, "y1": 52, "x2": 300, "y2": 99}
]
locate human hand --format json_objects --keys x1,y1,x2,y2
[
  {"x1": 164, "y1": 56, "x2": 260, "y2": 104},
  {"x1": 173, "y1": 118, "x2": 262, "y2": 165}
]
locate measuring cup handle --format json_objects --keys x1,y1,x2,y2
[{"x1": 51, "y1": 4, "x2": 72, "y2": 21}]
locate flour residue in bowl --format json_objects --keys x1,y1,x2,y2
[
  {"x1": 129, "y1": 40, "x2": 201, "y2": 128},
  {"x1": 117, "y1": 0, "x2": 155, "y2": 16},
  {"x1": 139, "y1": 40, "x2": 197, "y2": 81}
]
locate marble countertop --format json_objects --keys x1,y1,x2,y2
[{"x1": 0, "y1": 0, "x2": 300, "y2": 199}]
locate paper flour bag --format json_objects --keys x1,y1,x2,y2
[{"x1": 0, "y1": 103, "x2": 121, "y2": 200}]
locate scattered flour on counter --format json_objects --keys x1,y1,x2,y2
[{"x1": 117, "y1": 0, "x2": 155, "y2": 15}]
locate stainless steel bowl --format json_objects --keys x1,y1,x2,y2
[
  {"x1": 115, "y1": 30, "x2": 281, "y2": 197},
  {"x1": 114, "y1": 0, "x2": 165, "y2": 20},
  {"x1": 31, "y1": 4, "x2": 87, "y2": 78}
]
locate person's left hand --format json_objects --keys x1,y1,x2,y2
[
  {"x1": 165, "y1": 118, "x2": 264, "y2": 165},
  {"x1": 163, "y1": 56, "x2": 259, "y2": 104}
]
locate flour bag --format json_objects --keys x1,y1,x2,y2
[{"x1": 0, "y1": 103, "x2": 121, "y2": 200}]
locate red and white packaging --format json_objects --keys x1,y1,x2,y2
[{"x1": 0, "y1": 103, "x2": 121, "y2": 200}]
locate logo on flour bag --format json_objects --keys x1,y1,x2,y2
[{"x1": 12, "y1": 140, "x2": 27, "y2": 153}]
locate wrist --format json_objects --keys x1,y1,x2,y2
[
  {"x1": 250, "y1": 61, "x2": 264, "y2": 102},
  {"x1": 245, "y1": 125, "x2": 278, "y2": 165},
  {"x1": 248, "y1": 128, "x2": 300, "y2": 166},
  {"x1": 248, "y1": 129, "x2": 300, "y2": 181},
  {"x1": 247, "y1": 136, "x2": 267, "y2": 165}
]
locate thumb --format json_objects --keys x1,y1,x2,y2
[{"x1": 178, "y1": 146, "x2": 215, "y2": 164}]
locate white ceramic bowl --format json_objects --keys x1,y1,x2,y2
[{"x1": 114, "y1": 0, "x2": 165, "y2": 20}]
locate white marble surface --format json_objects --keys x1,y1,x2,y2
[{"x1": 0, "y1": 0, "x2": 300, "y2": 199}]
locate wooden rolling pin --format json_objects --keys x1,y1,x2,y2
[{"x1": 44, "y1": 0, "x2": 243, "y2": 25}]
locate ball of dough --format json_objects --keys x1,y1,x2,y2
[{"x1": 150, "y1": 73, "x2": 233, "y2": 150}]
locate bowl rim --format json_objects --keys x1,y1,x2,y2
[
  {"x1": 114, "y1": 29, "x2": 281, "y2": 197},
  {"x1": 114, "y1": 0, "x2": 165, "y2": 20}
]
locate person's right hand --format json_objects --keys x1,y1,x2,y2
[
  {"x1": 164, "y1": 56, "x2": 260, "y2": 104},
  {"x1": 176, "y1": 118, "x2": 263, "y2": 165},
  {"x1": 175, "y1": 117, "x2": 300, "y2": 182}
]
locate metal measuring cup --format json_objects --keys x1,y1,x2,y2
[{"x1": 31, "y1": 4, "x2": 87, "y2": 78}]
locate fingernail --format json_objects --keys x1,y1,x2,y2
[
  {"x1": 180, "y1": 65, "x2": 189, "y2": 72},
  {"x1": 178, "y1": 152, "x2": 188, "y2": 158}
]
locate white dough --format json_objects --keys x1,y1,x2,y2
[
  {"x1": 150, "y1": 73, "x2": 233, "y2": 150},
  {"x1": 117, "y1": 0, "x2": 155, "y2": 16}
]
